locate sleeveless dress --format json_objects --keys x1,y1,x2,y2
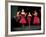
[
  {"x1": 27, "y1": 16, "x2": 31, "y2": 25},
  {"x1": 33, "y1": 15, "x2": 40, "y2": 25},
  {"x1": 19, "y1": 15, "x2": 26, "y2": 25}
]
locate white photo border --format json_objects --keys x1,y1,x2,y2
[{"x1": 8, "y1": 2, "x2": 44, "y2": 35}]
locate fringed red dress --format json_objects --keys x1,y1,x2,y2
[
  {"x1": 33, "y1": 15, "x2": 40, "y2": 25},
  {"x1": 19, "y1": 14, "x2": 26, "y2": 25}
]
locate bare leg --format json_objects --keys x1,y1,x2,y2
[
  {"x1": 29, "y1": 22, "x2": 30, "y2": 29},
  {"x1": 22, "y1": 24, "x2": 24, "y2": 30}
]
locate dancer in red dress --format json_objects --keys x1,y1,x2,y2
[
  {"x1": 15, "y1": 11, "x2": 21, "y2": 22},
  {"x1": 19, "y1": 9, "x2": 26, "y2": 28},
  {"x1": 33, "y1": 10, "x2": 40, "y2": 26},
  {"x1": 27, "y1": 12, "x2": 32, "y2": 29}
]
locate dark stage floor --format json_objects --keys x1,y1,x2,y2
[{"x1": 11, "y1": 25, "x2": 41, "y2": 31}]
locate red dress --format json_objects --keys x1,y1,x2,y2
[
  {"x1": 27, "y1": 16, "x2": 31, "y2": 25},
  {"x1": 33, "y1": 15, "x2": 40, "y2": 25},
  {"x1": 19, "y1": 15, "x2": 26, "y2": 25}
]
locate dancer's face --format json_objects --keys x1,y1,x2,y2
[
  {"x1": 22, "y1": 9, "x2": 24, "y2": 12},
  {"x1": 34, "y1": 11, "x2": 38, "y2": 16},
  {"x1": 29, "y1": 12, "x2": 30, "y2": 15},
  {"x1": 34, "y1": 10, "x2": 37, "y2": 14}
]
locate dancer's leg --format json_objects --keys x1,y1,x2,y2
[
  {"x1": 22, "y1": 24, "x2": 24, "y2": 30},
  {"x1": 29, "y1": 22, "x2": 30, "y2": 29}
]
